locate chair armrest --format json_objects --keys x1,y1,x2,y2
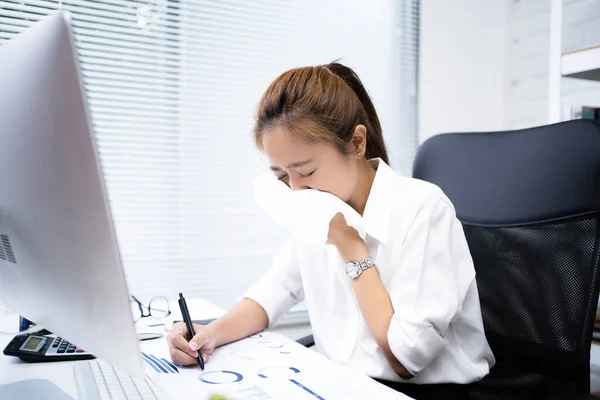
[{"x1": 296, "y1": 334, "x2": 314, "y2": 347}]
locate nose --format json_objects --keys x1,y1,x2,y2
[{"x1": 289, "y1": 176, "x2": 309, "y2": 191}]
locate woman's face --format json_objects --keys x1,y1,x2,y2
[{"x1": 261, "y1": 126, "x2": 361, "y2": 203}]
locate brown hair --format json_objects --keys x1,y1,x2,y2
[{"x1": 253, "y1": 62, "x2": 389, "y2": 164}]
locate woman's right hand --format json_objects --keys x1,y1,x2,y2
[{"x1": 167, "y1": 322, "x2": 216, "y2": 366}]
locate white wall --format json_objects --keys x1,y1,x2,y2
[
  {"x1": 419, "y1": 0, "x2": 509, "y2": 142},
  {"x1": 506, "y1": 0, "x2": 600, "y2": 129}
]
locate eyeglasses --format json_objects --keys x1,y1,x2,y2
[{"x1": 129, "y1": 295, "x2": 171, "y2": 322}]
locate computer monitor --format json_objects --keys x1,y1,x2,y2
[{"x1": 0, "y1": 11, "x2": 143, "y2": 376}]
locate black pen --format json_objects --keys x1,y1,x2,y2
[{"x1": 178, "y1": 292, "x2": 204, "y2": 369}]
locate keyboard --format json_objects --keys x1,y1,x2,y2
[{"x1": 74, "y1": 360, "x2": 170, "y2": 400}]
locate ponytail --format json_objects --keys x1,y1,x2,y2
[{"x1": 324, "y1": 63, "x2": 389, "y2": 164}]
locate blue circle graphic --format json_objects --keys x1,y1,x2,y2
[{"x1": 199, "y1": 370, "x2": 243, "y2": 384}]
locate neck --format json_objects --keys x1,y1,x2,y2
[{"x1": 347, "y1": 160, "x2": 377, "y2": 216}]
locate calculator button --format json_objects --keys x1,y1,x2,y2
[
  {"x1": 51, "y1": 340, "x2": 60, "y2": 348},
  {"x1": 75, "y1": 348, "x2": 85, "y2": 353},
  {"x1": 66, "y1": 348, "x2": 75, "y2": 353},
  {"x1": 57, "y1": 348, "x2": 66, "y2": 353}
]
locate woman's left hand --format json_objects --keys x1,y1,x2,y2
[{"x1": 327, "y1": 213, "x2": 369, "y2": 263}]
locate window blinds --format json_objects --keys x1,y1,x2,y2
[{"x1": 0, "y1": 0, "x2": 419, "y2": 324}]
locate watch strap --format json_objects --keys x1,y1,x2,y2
[{"x1": 345, "y1": 256, "x2": 374, "y2": 279}]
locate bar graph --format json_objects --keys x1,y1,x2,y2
[{"x1": 142, "y1": 352, "x2": 179, "y2": 374}]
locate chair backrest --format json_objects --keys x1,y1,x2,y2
[{"x1": 413, "y1": 120, "x2": 600, "y2": 400}]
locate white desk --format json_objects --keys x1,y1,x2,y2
[
  {"x1": 0, "y1": 298, "x2": 225, "y2": 398},
  {"x1": 0, "y1": 299, "x2": 409, "y2": 399}
]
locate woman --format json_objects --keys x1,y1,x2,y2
[{"x1": 167, "y1": 62, "x2": 494, "y2": 399}]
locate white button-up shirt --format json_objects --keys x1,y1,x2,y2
[{"x1": 245, "y1": 160, "x2": 495, "y2": 384}]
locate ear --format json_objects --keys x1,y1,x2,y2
[{"x1": 348, "y1": 124, "x2": 367, "y2": 158}]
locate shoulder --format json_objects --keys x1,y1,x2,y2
[
  {"x1": 371, "y1": 161, "x2": 458, "y2": 239},
  {"x1": 378, "y1": 177, "x2": 458, "y2": 253},
  {"x1": 389, "y1": 174, "x2": 456, "y2": 219}
]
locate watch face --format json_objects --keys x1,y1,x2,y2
[{"x1": 346, "y1": 263, "x2": 360, "y2": 279}]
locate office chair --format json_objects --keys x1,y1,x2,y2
[{"x1": 412, "y1": 120, "x2": 600, "y2": 400}]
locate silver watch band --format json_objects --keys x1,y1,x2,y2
[
  {"x1": 345, "y1": 256, "x2": 374, "y2": 279},
  {"x1": 357, "y1": 257, "x2": 374, "y2": 271}
]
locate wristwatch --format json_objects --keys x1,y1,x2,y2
[{"x1": 345, "y1": 256, "x2": 374, "y2": 279}]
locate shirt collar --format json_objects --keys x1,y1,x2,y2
[{"x1": 362, "y1": 158, "x2": 396, "y2": 245}]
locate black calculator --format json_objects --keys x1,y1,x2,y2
[{"x1": 3, "y1": 333, "x2": 95, "y2": 362}]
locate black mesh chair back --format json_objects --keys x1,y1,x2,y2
[{"x1": 412, "y1": 120, "x2": 600, "y2": 399}]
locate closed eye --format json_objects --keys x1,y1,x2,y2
[
  {"x1": 299, "y1": 170, "x2": 316, "y2": 178},
  {"x1": 277, "y1": 174, "x2": 288, "y2": 182}
]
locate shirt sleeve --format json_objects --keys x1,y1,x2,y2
[
  {"x1": 243, "y1": 239, "x2": 304, "y2": 328},
  {"x1": 387, "y1": 194, "x2": 476, "y2": 376}
]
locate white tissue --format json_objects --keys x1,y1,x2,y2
[{"x1": 253, "y1": 173, "x2": 366, "y2": 246}]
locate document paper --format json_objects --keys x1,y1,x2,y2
[{"x1": 143, "y1": 331, "x2": 411, "y2": 399}]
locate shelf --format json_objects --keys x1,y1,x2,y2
[{"x1": 562, "y1": 45, "x2": 600, "y2": 81}]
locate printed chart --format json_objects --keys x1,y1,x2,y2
[
  {"x1": 142, "y1": 352, "x2": 179, "y2": 374},
  {"x1": 147, "y1": 331, "x2": 409, "y2": 400}
]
